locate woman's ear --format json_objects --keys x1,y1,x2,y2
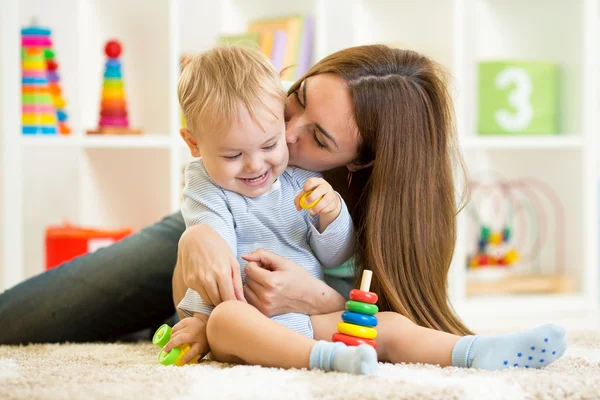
[
  {"x1": 180, "y1": 129, "x2": 201, "y2": 158},
  {"x1": 346, "y1": 160, "x2": 374, "y2": 172}
]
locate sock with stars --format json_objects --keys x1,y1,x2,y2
[
  {"x1": 309, "y1": 340, "x2": 378, "y2": 375},
  {"x1": 451, "y1": 323, "x2": 567, "y2": 370}
]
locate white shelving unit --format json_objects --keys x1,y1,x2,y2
[{"x1": 1, "y1": 0, "x2": 598, "y2": 330}]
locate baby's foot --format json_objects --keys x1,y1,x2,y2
[
  {"x1": 452, "y1": 324, "x2": 567, "y2": 370},
  {"x1": 310, "y1": 341, "x2": 377, "y2": 375}
]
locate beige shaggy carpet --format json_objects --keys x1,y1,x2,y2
[{"x1": 1, "y1": 330, "x2": 599, "y2": 400}]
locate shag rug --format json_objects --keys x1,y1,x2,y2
[{"x1": 1, "y1": 330, "x2": 599, "y2": 400}]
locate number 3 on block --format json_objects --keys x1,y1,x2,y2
[
  {"x1": 494, "y1": 67, "x2": 533, "y2": 132},
  {"x1": 477, "y1": 61, "x2": 559, "y2": 135}
]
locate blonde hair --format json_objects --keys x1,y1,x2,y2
[{"x1": 178, "y1": 46, "x2": 286, "y2": 134}]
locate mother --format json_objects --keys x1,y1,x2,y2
[{"x1": 0, "y1": 45, "x2": 471, "y2": 344}]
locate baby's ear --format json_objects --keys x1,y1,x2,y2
[{"x1": 180, "y1": 129, "x2": 201, "y2": 158}]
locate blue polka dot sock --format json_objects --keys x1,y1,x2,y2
[
  {"x1": 309, "y1": 340, "x2": 378, "y2": 375},
  {"x1": 451, "y1": 324, "x2": 567, "y2": 370}
]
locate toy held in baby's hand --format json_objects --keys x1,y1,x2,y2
[
  {"x1": 153, "y1": 324, "x2": 200, "y2": 366},
  {"x1": 332, "y1": 270, "x2": 378, "y2": 349},
  {"x1": 299, "y1": 190, "x2": 324, "y2": 210}
]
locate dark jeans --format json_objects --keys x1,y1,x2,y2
[{"x1": 0, "y1": 212, "x2": 353, "y2": 344}]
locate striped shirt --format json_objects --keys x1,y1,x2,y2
[{"x1": 178, "y1": 158, "x2": 354, "y2": 338}]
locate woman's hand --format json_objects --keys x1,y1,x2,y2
[
  {"x1": 241, "y1": 249, "x2": 346, "y2": 317},
  {"x1": 179, "y1": 224, "x2": 246, "y2": 306}
]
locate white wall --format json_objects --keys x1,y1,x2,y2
[{"x1": 0, "y1": 2, "x2": 5, "y2": 291}]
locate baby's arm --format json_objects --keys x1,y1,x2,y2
[
  {"x1": 293, "y1": 173, "x2": 354, "y2": 268},
  {"x1": 177, "y1": 159, "x2": 240, "y2": 316}
]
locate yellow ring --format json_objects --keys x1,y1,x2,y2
[
  {"x1": 337, "y1": 322, "x2": 377, "y2": 339},
  {"x1": 299, "y1": 190, "x2": 322, "y2": 210}
]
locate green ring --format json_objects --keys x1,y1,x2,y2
[
  {"x1": 152, "y1": 324, "x2": 172, "y2": 347},
  {"x1": 157, "y1": 347, "x2": 180, "y2": 366},
  {"x1": 346, "y1": 300, "x2": 378, "y2": 315}
]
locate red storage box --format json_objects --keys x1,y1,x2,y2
[{"x1": 45, "y1": 223, "x2": 133, "y2": 270}]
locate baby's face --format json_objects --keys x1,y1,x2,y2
[{"x1": 197, "y1": 96, "x2": 288, "y2": 198}]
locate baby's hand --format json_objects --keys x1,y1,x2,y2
[
  {"x1": 295, "y1": 178, "x2": 341, "y2": 231},
  {"x1": 163, "y1": 315, "x2": 209, "y2": 364}
]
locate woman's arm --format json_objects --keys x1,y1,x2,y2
[{"x1": 242, "y1": 249, "x2": 347, "y2": 316}]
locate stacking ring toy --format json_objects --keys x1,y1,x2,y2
[
  {"x1": 341, "y1": 311, "x2": 378, "y2": 327},
  {"x1": 332, "y1": 332, "x2": 377, "y2": 348},
  {"x1": 332, "y1": 270, "x2": 379, "y2": 350},
  {"x1": 346, "y1": 300, "x2": 378, "y2": 315},
  {"x1": 337, "y1": 322, "x2": 377, "y2": 339},
  {"x1": 299, "y1": 190, "x2": 323, "y2": 210},
  {"x1": 349, "y1": 289, "x2": 378, "y2": 304}
]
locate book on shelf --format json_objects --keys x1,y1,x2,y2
[{"x1": 217, "y1": 14, "x2": 315, "y2": 81}]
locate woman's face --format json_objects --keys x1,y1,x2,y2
[{"x1": 285, "y1": 73, "x2": 361, "y2": 172}]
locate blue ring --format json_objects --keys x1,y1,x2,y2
[{"x1": 341, "y1": 311, "x2": 378, "y2": 327}]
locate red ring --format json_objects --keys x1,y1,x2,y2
[
  {"x1": 332, "y1": 332, "x2": 377, "y2": 349},
  {"x1": 349, "y1": 289, "x2": 378, "y2": 304}
]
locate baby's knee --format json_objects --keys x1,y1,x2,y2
[{"x1": 207, "y1": 301, "x2": 247, "y2": 338}]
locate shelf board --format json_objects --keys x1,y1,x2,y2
[
  {"x1": 82, "y1": 135, "x2": 173, "y2": 149},
  {"x1": 21, "y1": 135, "x2": 81, "y2": 147},
  {"x1": 461, "y1": 136, "x2": 583, "y2": 150}
]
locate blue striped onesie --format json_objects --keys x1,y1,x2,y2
[{"x1": 177, "y1": 158, "x2": 354, "y2": 338}]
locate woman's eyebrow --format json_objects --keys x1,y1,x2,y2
[{"x1": 304, "y1": 79, "x2": 339, "y2": 149}]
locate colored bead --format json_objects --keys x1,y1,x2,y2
[
  {"x1": 105, "y1": 40, "x2": 122, "y2": 58},
  {"x1": 478, "y1": 239, "x2": 487, "y2": 252},
  {"x1": 480, "y1": 226, "x2": 491, "y2": 241},
  {"x1": 346, "y1": 300, "x2": 378, "y2": 315},
  {"x1": 332, "y1": 332, "x2": 376, "y2": 349},
  {"x1": 477, "y1": 254, "x2": 489, "y2": 266},
  {"x1": 341, "y1": 311, "x2": 378, "y2": 327},
  {"x1": 490, "y1": 232, "x2": 503, "y2": 245},
  {"x1": 503, "y1": 227, "x2": 511, "y2": 242},
  {"x1": 502, "y1": 249, "x2": 519, "y2": 264},
  {"x1": 469, "y1": 256, "x2": 479, "y2": 268},
  {"x1": 337, "y1": 322, "x2": 377, "y2": 339},
  {"x1": 349, "y1": 289, "x2": 378, "y2": 304}
]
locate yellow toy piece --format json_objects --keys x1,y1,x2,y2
[
  {"x1": 299, "y1": 190, "x2": 323, "y2": 210},
  {"x1": 337, "y1": 322, "x2": 377, "y2": 340}
]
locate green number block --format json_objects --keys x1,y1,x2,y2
[{"x1": 478, "y1": 61, "x2": 559, "y2": 135}]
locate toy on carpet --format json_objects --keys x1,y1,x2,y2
[
  {"x1": 153, "y1": 324, "x2": 200, "y2": 366},
  {"x1": 332, "y1": 270, "x2": 378, "y2": 349},
  {"x1": 87, "y1": 39, "x2": 141, "y2": 135}
]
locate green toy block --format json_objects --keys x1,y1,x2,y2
[{"x1": 478, "y1": 61, "x2": 559, "y2": 135}]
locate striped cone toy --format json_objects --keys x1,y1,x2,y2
[
  {"x1": 87, "y1": 40, "x2": 141, "y2": 135},
  {"x1": 21, "y1": 26, "x2": 57, "y2": 135},
  {"x1": 332, "y1": 270, "x2": 378, "y2": 349},
  {"x1": 45, "y1": 42, "x2": 71, "y2": 134}
]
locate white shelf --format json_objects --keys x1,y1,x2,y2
[
  {"x1": 21, "y1": 135, "x2": 80, "y2": 147},
  {"x1": 82, "y1": 135, "x2": 173, "y2": 149},
  {"x1": 461, "y1": 135, "x2": 584, "y2": 149}
]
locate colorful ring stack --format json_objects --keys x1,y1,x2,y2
[
  {"x1": 98, "y1": 40, "x2": 129, "y2": 130},
  {"x1": 332, "y1": 270, "x2": 378, "y2": 349},
  {"x1": 21, "y1": 26, "x2": 56, "y2": 135},
  {"x1": 45, "y1": 46, "x2": 71, "y2": 134}
]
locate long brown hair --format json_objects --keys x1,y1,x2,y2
[{"x1": 289, "y1": 45, "x2": 472, "y2": 335}]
